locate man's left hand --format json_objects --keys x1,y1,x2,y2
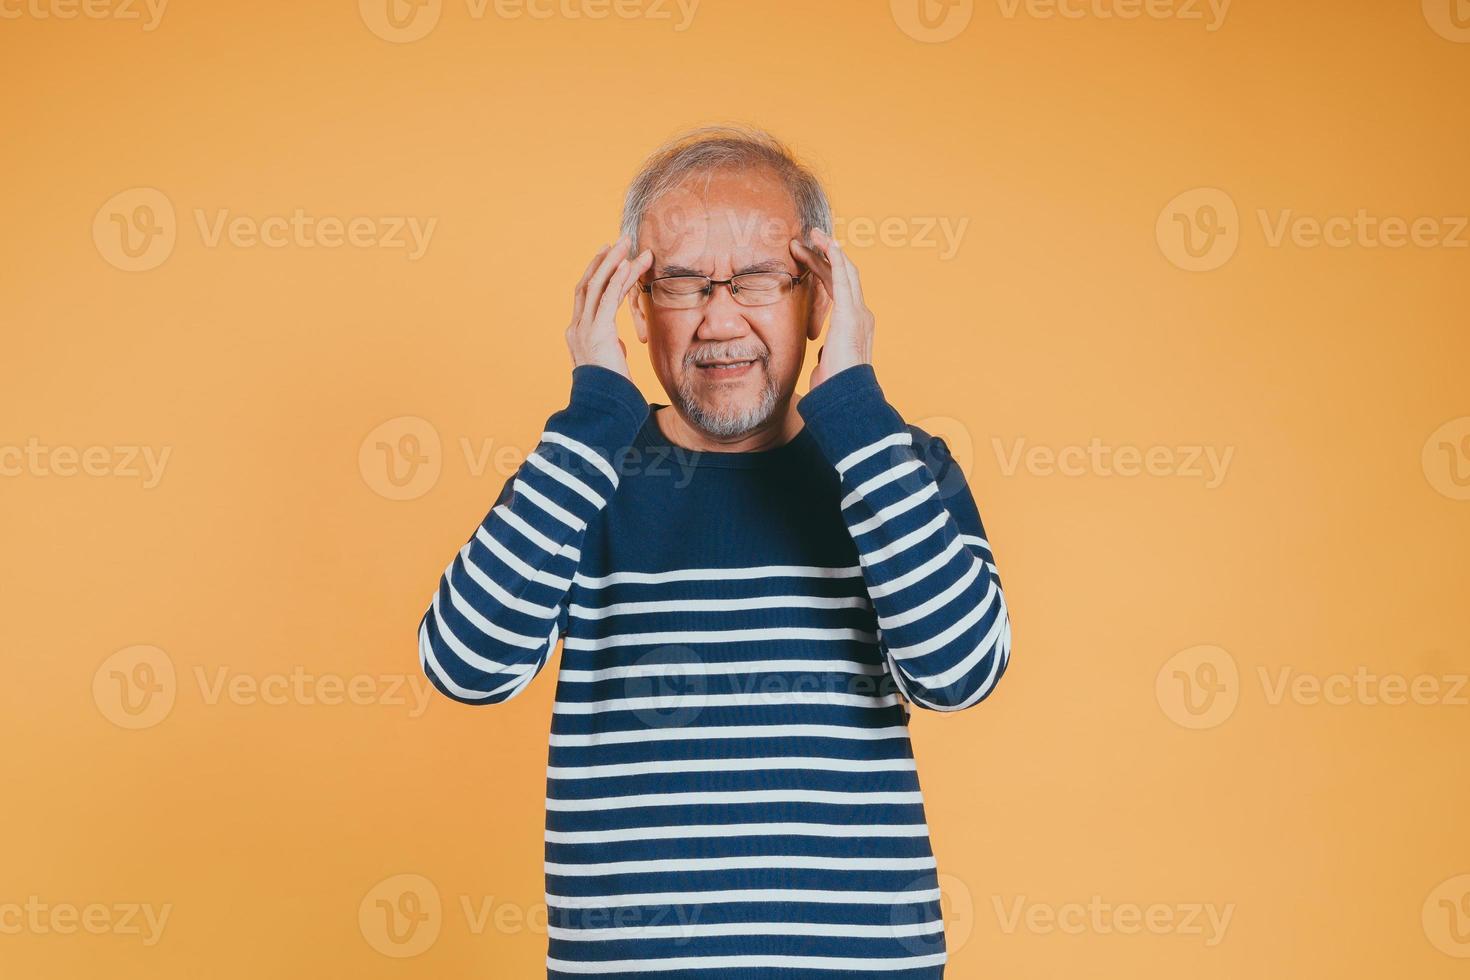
[{"x1": 792, "y1": 227, "x2": 874, "y2": 389}]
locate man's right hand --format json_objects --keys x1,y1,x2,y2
[{"x1": 565, "y1": 235, "x2": 653, "y2": 380}]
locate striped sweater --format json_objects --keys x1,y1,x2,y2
[{"x1": 418, "y1": 362, "x2": 1012, "y2": 978}]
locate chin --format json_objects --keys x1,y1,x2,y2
[{"x1": 677, "y1": 381, "x2": 780, "y2": 440}]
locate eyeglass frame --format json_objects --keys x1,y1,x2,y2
[{"x1": 637, "y1": 269, "x2": 810, "y2": 308}]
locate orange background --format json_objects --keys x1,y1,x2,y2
[{"x1": 3, "y1": 0, "x2": 1469, "y2": 976}]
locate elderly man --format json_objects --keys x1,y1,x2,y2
[{"x1": 418, "y1": 126, "x2": 1011, "y2": 978}]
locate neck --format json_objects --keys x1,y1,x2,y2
[{"x1": 655, "y1": 396, "x2": 805, "y2": 453}]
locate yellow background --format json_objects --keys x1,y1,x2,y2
[{"x1": 3, "y1": 0, "x2": 1468, "y2": 976}]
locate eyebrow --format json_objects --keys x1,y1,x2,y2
[{"x1": 656, "y1": 258, "x2": 793, "y2": 277}]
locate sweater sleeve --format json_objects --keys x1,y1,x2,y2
[
  {"x1": 418, "y1": 365, "x2": 649, "y2": 705},
  {"x1": 796, "y1": 363, "x2": 1012, "y2": 711}
]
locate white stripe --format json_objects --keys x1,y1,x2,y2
[
  {"x1": 861, "y1": 513, "x2": 950, "y2": 581},
  {"x1": 547, "y1": 756, "x2": 915, "y2": 780},
  {"x1": 890, "y1": 606, "x2": 1009, "y2": 712},
  {"x1": 548, "y1": 723, "x2": 909, "y2": 748},
  {"x1": 877, "y1": 554, "x2": 982, "y2": 631},
  {"x1": 540, "y1": 429, "x2": 618, "y2": 489},
  {"x1": 840, "y1": 458, "x2": 926, "y2": 510},
  {"x1": 458, "y1": 543, "x2": 560, "y2": 619},
  {"x1": 834, "y1": 431, "x2": 911, "y2": 478},
  {"x1": 546, "y1": 886, "x2": 942, "y2": 910},
  {"x1": 885, "y1": 576, "x2": 998, "y2": 663},
  {"x1": 444, "y1": 570, "x2": 550, "y2": 651},
  {"x1": 546, "y1": 952, "x2": 947, "y2": 973},
  {"x1": 546, "y1": 854, "x2": 936, "y2": 876},
  {"x1": 527, "y1": 449, "x2": 607, "y2": 510},
  {"x1": 419, "y1": 619, "x2": 537, "y2": 702},
  {"x1": 575, "y1": 563, "x2": 861, "y2": 588},
  {"x1": 960, "y1": 533, "x2": 990, "y2": 552},
  {"x1": 474, "y1": 525, "x2": 574, "y2": 589},
  {"x1": 431, "y1": 585, "x2": 540, "y2": 674},
  {"x1": 552, "y1": 691, "x2": 901, "y2": 715},
  {"x1": 545, "y1": 821, "x2": 929, "y2": 845},
  {"x1": 557, "y1": 658, "x2": 883, "y2": 685},
  {"x1": 492, "y1": 503, "x2": 564, "y2": 557},
  {"x1": 562, "y1": 626, "x2": 875, "y2": 651},
  {"x1": 849, "y1": 484, "x2": 936, "y2": 538},
  {"x1": 569, "y1": 592, "x2": 867, "y2": 619},
  {"x1": 546, "y1": 789, "x2": 923, "y2": 812},
  {"x1": 548, "y1": 918, "x2": 943, "y2": 941},
  {"x1": 913, "y1": 600, "x2": 1008, "y2": 691},
  {"x1": 513, "y1": 477, "x2": 585, "y2": 532}
]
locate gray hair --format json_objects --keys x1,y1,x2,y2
[{"x1": 619, "y1": 125, "x2": 833, "y2": 252}]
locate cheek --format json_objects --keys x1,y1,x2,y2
[
  {"x1": 752, "y1": 312, "x2": 808, "y2": 362},
  {"x1": 647, "y1": 322, "x2": 690, "y2": 373}
]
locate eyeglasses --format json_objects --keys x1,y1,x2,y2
[{"x1": 639, "y1": 271, "x2": 808, "y2": 310}]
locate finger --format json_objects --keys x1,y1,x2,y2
[
  {"x1": 834, "y1": 240, "x2": 865, "y2": 306},
  {"x1": 826, "y1": 236, "x2": 854, "y2": 308},
  {"x1": 593, "y1": 258, "x2": 633, "y2": 326},
  {"x1": 790, "y1": 238, "x2": 834, "y2": 296},
  {"x1": 807, "y1": 228, "x2": 852, "y2": 306},
  {"x1": 618, "y1": 248, "x2": 654, "y2": 303},
  {"x1": 572, "y1": 243, "x2": 611, "y2": 323},
  {"x1": 582, "y1": 237, "x2": 633, "y2": 326}
]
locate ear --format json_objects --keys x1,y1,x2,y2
[
  {"x1": 805, "y1": 274, "x2": 832, "y2": 342},
  {"x1": 627, "y1": 283, "x2": 650, "y2": 344}
]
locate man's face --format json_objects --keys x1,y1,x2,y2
[{"x1": 629, "y1": 167, "x2": 826, "y2": 439}]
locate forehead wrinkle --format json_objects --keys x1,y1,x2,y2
[{"x1": 655, "y1": 258, "x2": 795, "y2": 277}]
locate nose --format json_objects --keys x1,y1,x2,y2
[{"x1": 695, "y1": 281, "x2": 752, "y2": 342}]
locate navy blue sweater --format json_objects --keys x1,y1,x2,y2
[{"x1": 418, "y1": 362, "x2": 1011, "y2": 977}]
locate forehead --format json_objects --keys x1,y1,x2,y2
[{"x1": 638, "y1": 167, "x2": 800, "y2": 268}]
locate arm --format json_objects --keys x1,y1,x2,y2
[
  {"x1": 797, "y1": 364, "x2": 1011, "y2": 711},
  {"x1": 417, "y1": 236, "x2": 654, "y2": 705},
  {"x1": 417, "y1": 365, "x2": 648, "y2": 704}
]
